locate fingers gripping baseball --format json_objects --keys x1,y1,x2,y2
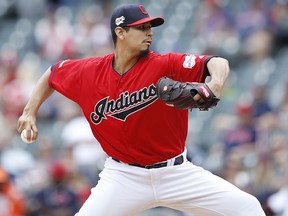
[
  {"x1": 156, "y1": 77, "x2": 220, "y2": 111},
  {"x1": 17, "y1": 115, "x2": 38, "y2": 143},
  {"x1": 21, "y1": 129, "x2": 34, "y2": 144}
]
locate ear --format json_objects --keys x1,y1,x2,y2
[{"x1": 115, "y1": 27, "x2": 126, "y2": 40}]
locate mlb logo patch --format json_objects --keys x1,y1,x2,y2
[
  {"x1": 115, "y1": 16, "x2": 125, "y2": 26},
  {"x1": 183, "y1": 54, "x2": 196, "y2": 69}
]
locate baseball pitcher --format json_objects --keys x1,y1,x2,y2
[{"x1": 17, "y1": 4, "x2": 266, "y2": 216}]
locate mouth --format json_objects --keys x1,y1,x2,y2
[{"x1": 143, "y1": 40, "x2": 152, "y2": 46}]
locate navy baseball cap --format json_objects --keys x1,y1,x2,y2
[{"x1": 110, "y1": 4, "x2": 164, "y2": 32}]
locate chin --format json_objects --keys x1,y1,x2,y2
[{"x1": 139, "y1": 49, "x2": 150, "y2": 58}]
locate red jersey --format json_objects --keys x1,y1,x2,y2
[{"x1": 49, "y1": 51, "x2": 213, "y2": 165}]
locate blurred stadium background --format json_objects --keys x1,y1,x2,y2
[{"x1": 0, "y1": 0, "x2": 288, "y2": 215}]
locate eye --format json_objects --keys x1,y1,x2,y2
[{"x1": 135, "y1": 25, "x2": 152, "y2": 31}]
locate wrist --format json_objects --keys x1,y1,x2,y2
[
  {"x1": 23, "y1": 105, "x2": 38, "y2": 116},
  {"x1": 207, "y1": 81, "x2": 224, "y2": 98}
]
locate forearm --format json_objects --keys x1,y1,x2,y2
[
  {"x1": 17, "y1": 68, "x2": 55, "y2": 138},
  {"x1": 23, "y1": 68, "x2": 54, "y2": 116},
  {"x1": 206, "y1": 57, "x2": 230, "y2": 98}
]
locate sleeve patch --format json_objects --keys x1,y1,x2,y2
[{"x1": 183, "y1": 54, "x2": 196, "y2": 69}]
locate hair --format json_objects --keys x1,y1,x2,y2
[
  {"x1": 112, "y1": 27, "x2": 130, "y2": 47},
  {"x1": 139, "y1": 49, "x2": 149, "y2": 58}
]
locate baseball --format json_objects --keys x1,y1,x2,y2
[{"x1": 20, "y1": 129, "x2": 34, "y2": 144}]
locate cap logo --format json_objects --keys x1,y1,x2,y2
[
  {"x1": 138, "y1": 5, "x2": 148, "y2": 15},
  {"x1": 115, "y1": 16, "x2": 125, "y2": 26}
]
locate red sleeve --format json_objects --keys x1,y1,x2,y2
[
  {"x1": 166, "y1": 53, "x2": 215, "y2": 83},
  {"x1": 49, "y1": 59, "x2": 86, "y2": 103}
]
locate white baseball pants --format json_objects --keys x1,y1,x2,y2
[{"x1": 75, "y1": 157, "x2": 265, "y2": 216}]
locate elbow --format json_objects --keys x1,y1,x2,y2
[
  {"x1": 206, "y1": 57, "x2": 230, "y2": 88},
  {"x1": 217, "y1": 57, "x2": 230, "y2": 71},
  {"x1": 208, "y1": 56, "x2": 230, "y2": 76},
  {"x1": 222, "y1": 57, "x2": 230, "y2": 77}
]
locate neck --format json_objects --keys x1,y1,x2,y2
[
  {"x1": 113, "y1": 44, "x2": 150, "y2": 75},
  {"x1": 113, "y1": 54, "x2": 139, "y2": 75},
  {"x1": 113, "y1": 46, "x2": 141, "y2": 75}
]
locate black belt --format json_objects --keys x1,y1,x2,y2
[{"x1": 112, "y1": 155, "x2": 184, "y2": 169}]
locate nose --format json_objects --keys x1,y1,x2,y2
[{"x1": 147, "y1": 29, "x2": 153, "y2": 37}]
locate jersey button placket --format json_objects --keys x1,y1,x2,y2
[
  {"x1": 119, "y1": 76, "x2": 129, "y2": 148},
  {"x1": 117, "y1": 77, "x2": 124, "y2": 93}
]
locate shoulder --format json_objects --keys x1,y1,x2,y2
[
  {"x1": 84, "y1": 53, "x2": 113, "y2": 66},
  {"x1": 142, "y1": 51, "x2": 174, "y2": 63},
  {"x1": 147, "y1": 51, "x2": 175, "y2": 58},
  {"x1": 79, "y1": 53, "x2": 111, "y2": 63},
  {"x1": 147, "y1": 51, "x2": 189, "y2": 61},
  {"x1": 51, "y1": 54, "x2": 113, "y2": 73},
  {"x1": 72, "y1": 54, "x2": 113, "y2": 78}
]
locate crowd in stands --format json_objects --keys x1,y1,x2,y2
[{"x1": 0, "y1": 0, "x2": 288, "y2": 215}]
